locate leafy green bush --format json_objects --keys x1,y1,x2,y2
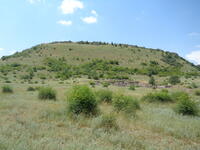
[
  {"x1": 95, "y1": 89, "x2": 113, "y2": 103},
  {"x1": 102, "y1": 82, "x2": 110, "y2": 88},
  {"x1": 129, "y1": 85, "x2": 135, "y2": 91},
  {"x1": 113, "y1": 94, "x2": 140, "y2": 114},
  {"x1": 38, "y1": 87, "x2": 56, "y2": 100},
  {"x1": 175, "y1": 97, "x2": 199, "y2": 116},
  {"x1": 190, "y1": 82, "x2": 198, "y2": 89},
  {"x1": 89, "y1": 81, "x2": 95, "y2": 87},
  {"x1": 168, "y1": 76, "x2": 181, "y2": 85},
  {"x1": 67, "y1": 85, "x2": 98, "y2": 116},
  {"x1": 27, "y1": 86, "x2": 35, "y2": 91},
  {"x1": 142, "y1": 91, "x2": 172, "y2": 102},
  {"x1": 171, "y1": 91, "x2": 189, "y2": 101},
  {"x1": 2, "y1": 85, "x2": 13, "y2": 93},
  {"x1": 95, "y1": 114, "x2": 118, "y2": 131},
  {"x1": 149, "y1": 76, "x2": 156, "y2": 86},
  {"x1": 195, "y1": 90, "x2": 200, "y2": 96}
]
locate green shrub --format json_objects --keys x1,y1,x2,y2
[
  {"x1": 96, "y1": 114, "x2": 118, "y2": 130},
  {"x1": 2, "y1": 85, "x2": 13, "y2": 93},
  {"x1": 38, "y1": 87, "x2": 56, "y2": 100},
  {"x1": 27, "y1": 86, "x2": 35, "y2": 91},
  {"x1": 175, "y1": 98, "x2": 199, "y2": 116},
  {"x1": 142, "y1": 91, "x2": 172, "y2": 102},
  {"x1": 113, "y1": 94, "x2": 140, "y2": 114},
  {"x1": 129, "y1": 85, "x2": 135, "y2": 91},
  {"x1": 95, "y1": 89, "x2": 113, "y2": 103},
  {"x1": 168, "y1": 76, "x2": 181, "y2": 85},
  {"x1": 171, "y1": 91, "x2": 189, "y2": 101},
  {"x1": 89, "y1": 81, "x2": 95, "y2": 88},
  {"x1": 102, "y1": 82, "x2": 110, "y2": 88},
  {"x1": 67, "y1": 85, "x2": 98, "y2": 116},
  {"x1": 190, "y1": 82, "x2": 198, "y2": 89},
  {"x1": 149, "y1": 76, "x2": 156, "y2": 86},
  {"x1": 195, "y1": 90, "x2": 200, "y2": 96}
]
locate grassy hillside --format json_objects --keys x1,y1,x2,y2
[
  {"x1": 0, "y1": 41, "x2": 200, "y2": 150},
  {"x1": 0, "y1": 41, "x2": 199, "y2": 84}
]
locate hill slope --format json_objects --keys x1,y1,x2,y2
[{"x1": 0, "y1": 41, "x2": 199, "y2": 83}]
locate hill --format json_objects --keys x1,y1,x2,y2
[{"x1": 0, "y1": 41, "x2": 199, "y2": 83}]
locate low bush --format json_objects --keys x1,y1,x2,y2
[
  {"x1": 95, "y1": 114, "x2": 118, "y2": 131},
  {"x1": 95, "y1": 89, "x2": 113, "y2": 103},
  {"x1": 89, "y1": 81, "x2": 95, "y2": 87},
  {"x1": 142, "y1": 90, "x2": 172, "y2": 102},
  {"x1": 195, "y1": 90, "x2": 200, "y2": 96},
  {"x1": 174, "y1": 97, "x2": 199, "y2": 116},
  {"x1": 102, "y1": 82, "x2": 110, "y2": 88},
  {"x1": 27, "y1": 86, "x2": 35, "y2": 91},
  {"x1": 168, "y1": 76, "x2": 181, "y2": 85},
  {"x1": 113, "y1": 94, "x2": 140, "y2": 114},
  {"x1": 2, "y1": 85, "x2": 13, "y2": 93},
  {"x1": 187, "y1": 82, "x2": 198, "y2": 89},
  {"x1": 171, "y1": 91, "x2": 189, "y2": 101},
  {"x1": 129, "y1": 85, "x2": 135, "y2": 91},
  {"x1": 38, "y1": 87, "x2": 56, "y2": 100},
  {"x1": 67, "y1": 85, "x2": 98, "y2": 116}
]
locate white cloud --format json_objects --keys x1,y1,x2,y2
[
  {"x1": 57, "y1": 20, "x2": 72, "y2": 26},
  {"x1": 188, "y1": 32, "x2": 200, "y2": 36},
  {"x1": 82, "y1": 16, "x2": 97, "y2": 24},
  {"x1": 0, "y1": 48, "x2": 4, "y2": 51},
  {"x1": 60, "y1": 0, "x2": 84, "y2": 14},
  {"x1": 28, "y1": 0, "x2": 44, "y2": 4},
  {"x1": 186, "y1": 51, "x2": 200, "y2": 64},
  {"x1": 91, "y1": 10, "x2": 98, "y2": 16}
]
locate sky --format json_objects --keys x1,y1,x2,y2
[{"x1": 0, "y1": 0, "x2": 200, "y2": 64}]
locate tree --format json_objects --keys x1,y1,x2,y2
[{"x1": 149, "y1": 76, "x2": 156, "y2": 87}]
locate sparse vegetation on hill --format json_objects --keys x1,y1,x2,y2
[
  {"x1": 0, "y1": 41, "x2": 200, "y2": 149},
  {"x1": 0, "y1": 41, "x2": 199, "y2": 84}
]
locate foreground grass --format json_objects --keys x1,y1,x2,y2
[{"x1": 0, "y1": 83, "x2": 200, "y2": 150}]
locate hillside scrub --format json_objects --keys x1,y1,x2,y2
[
  {"x1": 168, "y1": 76, "x2": 181, "y2": 85},
  {"x1": 95, "y1": 89, "x2": 113, "y2": 103},
  {"x1": 67, "y1": 85, "x2": 98, "y2": 116},
  {"x1": 171, "y1": 91, "x2": 190, "y2": 101},
  {"x1": 195, "y1": 90, "x2": 200, "y2": 96},
  {"x1": 2, "y1": 85, "x2": 13, "y2": 93},
  {"x1": 94, "y1": 114, "x2": 119, "y2": 131},
  {"x1": 113, "y1": 94, "x2": 140, "y2": 114},
  {"x1": 142, "y1": 90, "x2": 173, "y2": 103},
  {"x1": 27, "y1": 86, "x2": 36, "y2": 91},
  {"x1": 38, "y1": 87, "x2": 56, "y2": 100},
  {"x1": 174, "y1": 97, "x2": 199, "y2": 116}
]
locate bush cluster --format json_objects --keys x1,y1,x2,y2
[
  {"x1": 142, "y1": 90, "x2": 172, "y2": 102},
  {"x1": 95, "y1": 89, "x2": 113, "y2": 103},
  {"x1": 67, "y1": 85, "x2": 98, "y2": 116},
  {"x1": 2, "y1": 85, "x2": 13, "y2": 93},
  {"x1": 175, "y1": 97, "x2": 199, "y2": 116},
  {"x1": 195, "y1": 90, "x2": 200, "y2": 96},
  {"x1": 113, "y1": 94, "x2": 140, "y2": 114},
  {"x1": 38, "y1": 87, "x2": 56, "y2": 100},
  {"x1": 96, "y1": 114, "x2": 119, "y2": 131},
  {"x1": 27, "y1": 86, "x2": 36, "y2": 91}
]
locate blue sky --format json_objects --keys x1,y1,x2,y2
[{"x1": 0, "y1": 0, "x2": 200, "y2": 64}]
